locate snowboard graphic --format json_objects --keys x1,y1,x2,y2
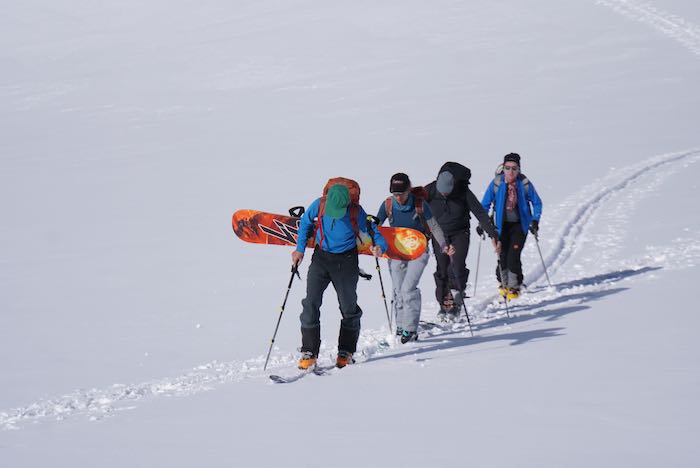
[{"x1": 232, "y1": 209, "x2": 427, "y2": 261}]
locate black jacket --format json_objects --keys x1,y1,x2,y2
[{"x1": 426, "y1": 162, "x2": 498, "y2": 239}]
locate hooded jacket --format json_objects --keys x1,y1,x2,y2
[
  {"x1": 425, "y1": 162, "x2": 498, "y2": 238},
  {"x1": 481, "y1": 173, "x2": 543, "y2": 236}
]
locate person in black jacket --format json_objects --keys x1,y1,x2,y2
[{"x1": 426, "y1": 162, "x2": 500, "y2": 321}]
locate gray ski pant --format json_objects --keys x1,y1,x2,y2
[{"x1": 388, "y1": 250, "x2": 430, "y2": 333}]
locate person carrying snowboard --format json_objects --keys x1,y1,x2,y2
[
  {"x1": 376, "y1": 173, "x2": 451, "y2": 343},
  {"x1": 426, "y1": 162, "x2": 500, "y2": 321},
  {"x1": 292, "y1": 178, "x2": 387, "y2": 370},
  {"x1": 480, "y1": 153, "x2": 543, "y2": 300}
]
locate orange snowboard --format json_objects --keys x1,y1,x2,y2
[{"x1": 232, "y1": 209, "x2": 427, "y2": 261}]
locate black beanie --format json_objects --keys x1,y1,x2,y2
[{"x1": 503, "y1": 153, "x2": 521, "y2": 166}]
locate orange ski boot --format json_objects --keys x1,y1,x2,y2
[
  {"x1": 297, "y1": 351, "x2": 317, "y2": 370},
  {"x1": 335, "y1": 350, "x2": 354, "y2": 368}
]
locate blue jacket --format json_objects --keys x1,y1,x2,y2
[
  {"x1": 481, "y1": 175, "x2": 543, "y2": 235},
  {"x1": 375, "y1": 193, "x2": 433, "y2": 234},
  {"x1": 295, "y1": 198, "x2": 388, "y2": 254}
]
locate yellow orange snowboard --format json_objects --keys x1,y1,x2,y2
[{"x1": 232, "y1": 209, "x2": 427, "y2": 261}]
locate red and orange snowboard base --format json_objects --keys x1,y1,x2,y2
[{"x1": 232, "y1": 209, "x2": 427, "y2": 261}]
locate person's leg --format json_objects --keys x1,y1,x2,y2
[
  {"x1": 506, "y1": 225, "x2": 527, "y2": 288},
  {"x1": 388, "y1": 259, "x2": 408, "y2": 333},
  {"x1": 449, "y1": 231, "x2": 470, "y2": 291},
  {"x1": 432, "y1": 237, "x2": 451, "y2": 314},
  {"x1": 299, "y1": 250, "x2": 332, "y2": 355},
  {"x1": 401, "y1": 251, "x2": 430, "y2": 333},
  {"x1": 497, "y1": 224, "x2": 513, "y2": 288},
  {"x1": 330, "y1": 251, "x2": 362, "y2": 353},
  {"x1": 448, "y1": 231, "x2": 470, "y2": 309}
]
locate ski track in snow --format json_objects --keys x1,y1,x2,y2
[
  {"x1": 2, "y1": 150, "x2": 700, "y2": 430},
  {"x1": 528, "y1": 149, "x2": 700, "y2": 287},
  {"x1": 597, "y1": 0, "x2": 700, "y2": 57}
]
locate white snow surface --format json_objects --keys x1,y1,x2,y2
[{"x1": 2, "y1": 1, "x2": 699, "y2": 467}]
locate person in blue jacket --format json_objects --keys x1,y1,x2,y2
[
  {"x1": 292, "y1": 182, "x2": 387, "y2": 370},
  {"x1": 480, "y1": 153, "x2": 543, "y2": 299},
  {"x1": 376, "y1": 173, "x2": 451, "y2": 343}
]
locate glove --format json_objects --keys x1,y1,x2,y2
[
  {"x1": 529, "y1": 220, "x2": 539, "y2": 235},
  {"x1": 476, "y1": 225, "x2": 485, "y2": 237}
]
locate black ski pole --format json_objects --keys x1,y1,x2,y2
[
  {"x1": 472, "y1": 231, "x2": 484, "y2": 297},
  {"x1": 366, "y1": 215, "x2": 393, "y2": 334},
  {"x1": 533, "y1": 232, "x2": 552, "y2": 288},
  {"x1": 264, "y1": 264, "x2": 301, "y2": 371}
]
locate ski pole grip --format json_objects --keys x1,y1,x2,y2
[{"x1": 365, "y1": 215, "x2": 379, "y2": 245}]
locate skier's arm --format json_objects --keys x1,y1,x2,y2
[
  {"x1": 295, "y1": 199, "x2": 320, "y2": 253},
  {"x1": 467, "y1": 188, "x2": 498, "y2": 239},
  {"x1": 422, "y1": 202, "x2": 447, "y2": 249},
  {"x1": 360, "y1": 207, "x2": 388, "y2": 254},
  {"x1": 426, "y1": 217, "x2": 447, "y2": 250},
  {"x1": 480, "y1": 181, "x2": 495, "y2": 213},
  {"x1": 528, "y1": 181, "x2": 543, "y2": 221}
]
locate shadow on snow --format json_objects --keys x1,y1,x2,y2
[{"x1": 375, "y1": 266, "x2": 662, "y2": 365}]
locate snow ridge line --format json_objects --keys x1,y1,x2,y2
[
  {"x1": 597, "y1": 0, "x2": 700, "y2": 56},
  {"x1": 2, "y1": 150, "x2": 698, "y2": 430}
]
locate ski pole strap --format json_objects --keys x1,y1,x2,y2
[{"x1": 288, "y1": 206, "x2": 305, "y2": 218}]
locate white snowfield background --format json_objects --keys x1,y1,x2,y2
[{"x1": 1, "y1": 1, "x2": 699, "y2": 467}]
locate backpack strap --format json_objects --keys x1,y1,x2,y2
[
  {"x1": 384, "y1": 197, "x2": 393, "y2": 224},
  {"x1": 521, "y1": 175, "x2": 530, "y2": 197},
  {"x1": 414, "y1": 196, "x2": 431, "y2": 237},
  {"x1": 317, "y1": 196, "x2": 327, "y2": 250},
  {"x1": 492, "y1": 164, "x2": 503, "y2": 198},
  {"x1": 348, "y1": 204, "x2": 360, "y2": 238}
]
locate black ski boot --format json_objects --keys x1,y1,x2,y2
[{"x1": 400, "y1": 330, "x2": 418, "y2": 344}]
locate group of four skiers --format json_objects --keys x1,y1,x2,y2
[{"x1": 290, "y1": 153, "x2": 543, "y2": 370}]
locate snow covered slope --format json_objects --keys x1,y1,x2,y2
[{"x1": 2, "y1": 1, "x2": 699, "y2": 467}]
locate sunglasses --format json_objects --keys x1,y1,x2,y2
[{"x1": 503, "y1": 165, "x2": 519, "y2": 172}]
